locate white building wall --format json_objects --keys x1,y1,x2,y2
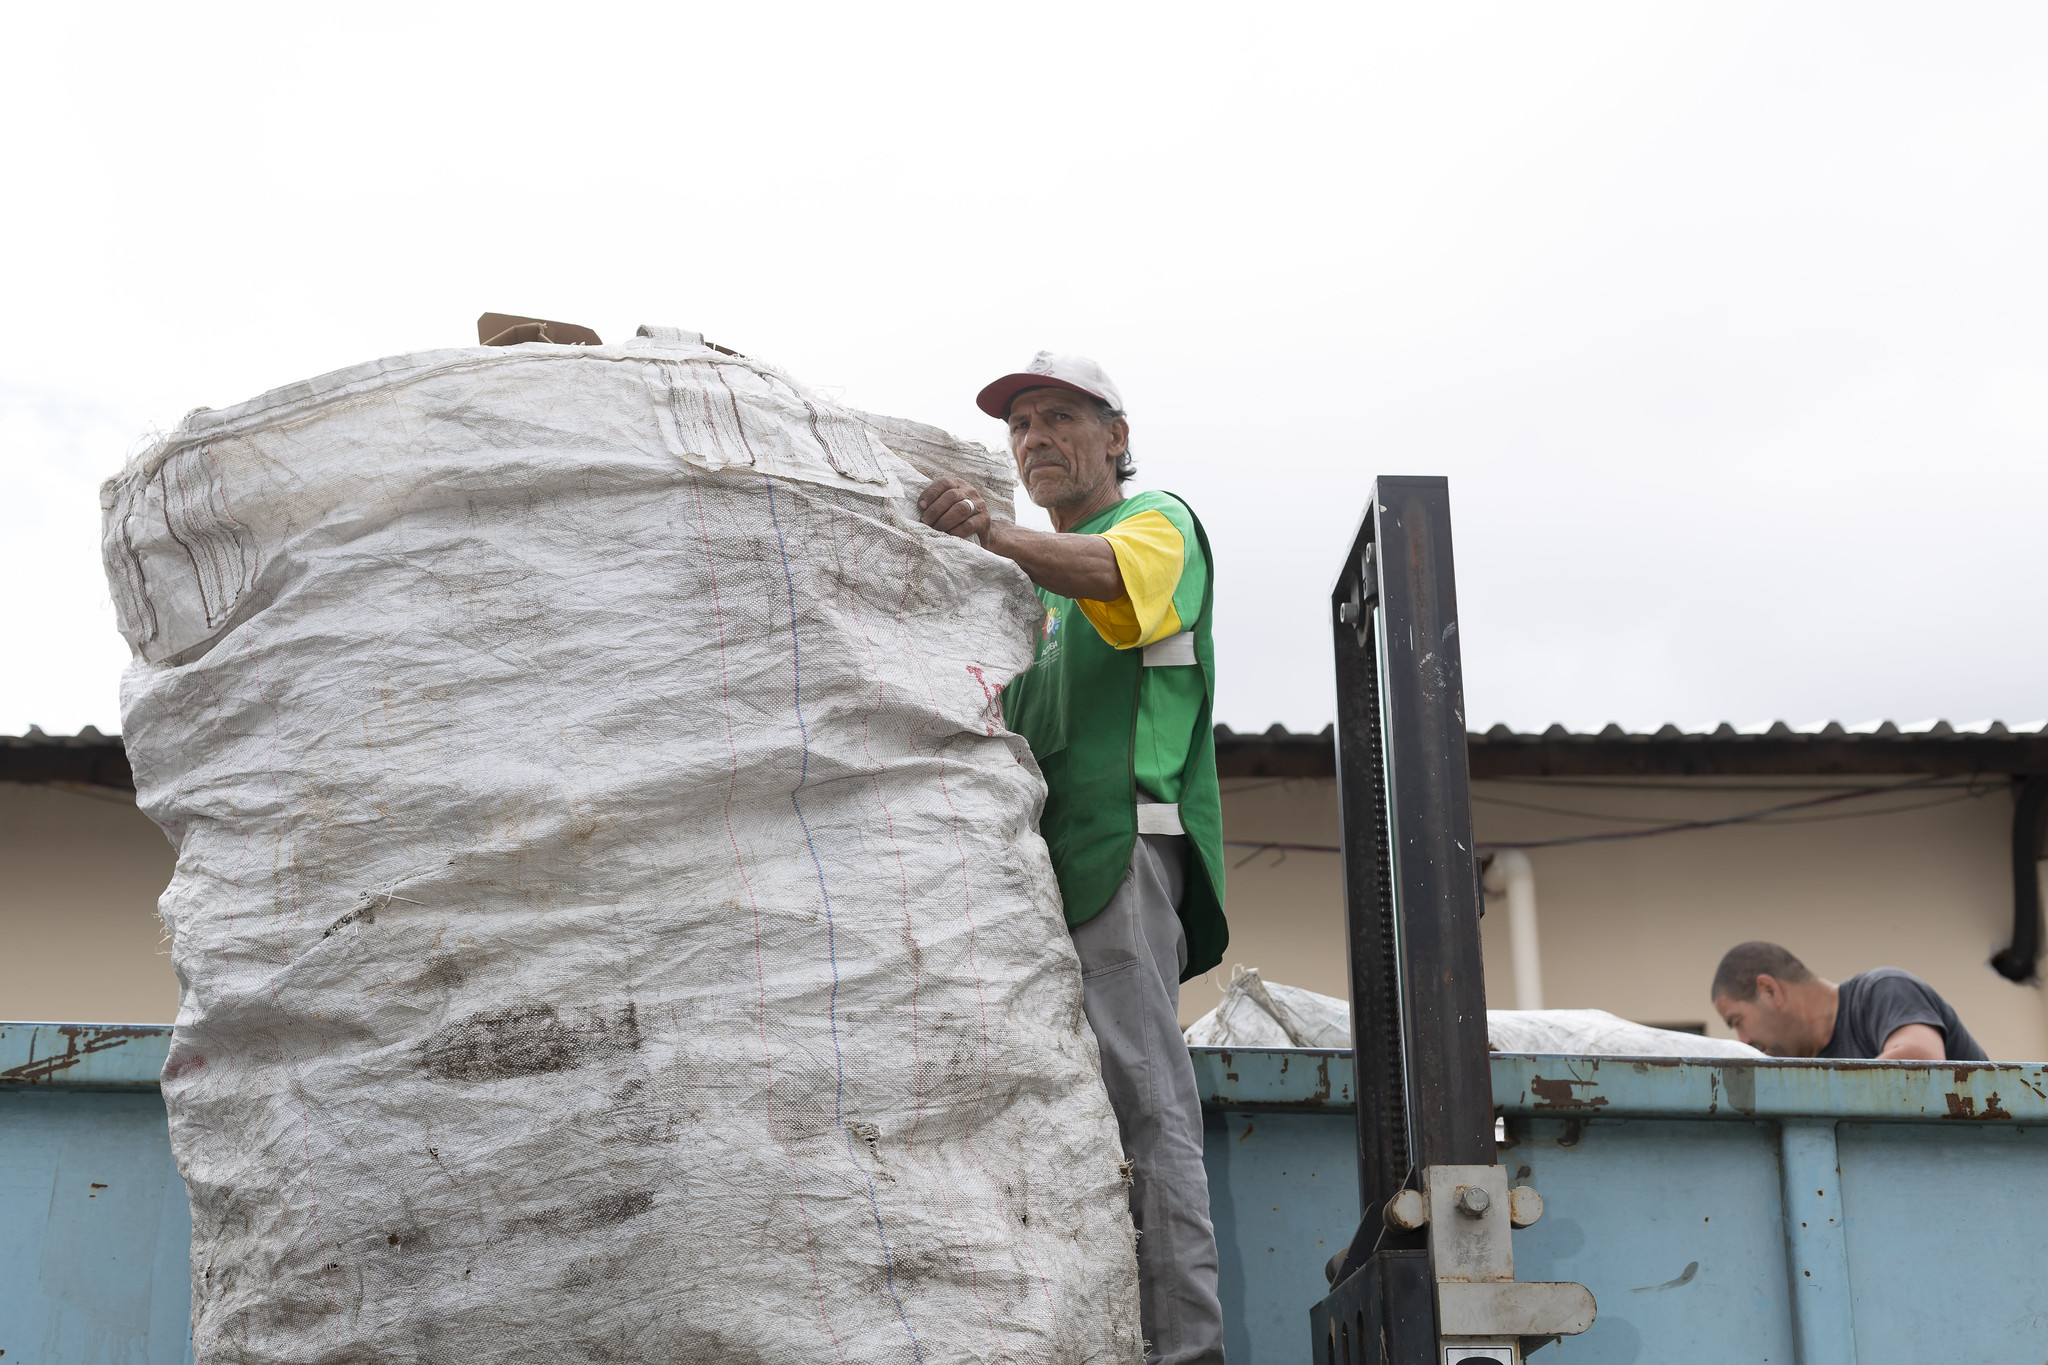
[
  {"x1": 1211, "y1": 775, "x2": 2048, "y2": 1061},
  {"x1": 5, "y1": 773, "x2": 2044, "y2": 1062},
  {"x1": 1, "y1": 783, "x2": 177, "y2": 1024}
]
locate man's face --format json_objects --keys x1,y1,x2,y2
[
  {"x1": 1713, "y1": 975, "x2": 1802, "y2": 1056},
  {"x1": 1006, "y1": 387, "x2": 1126, "y2": 510}
]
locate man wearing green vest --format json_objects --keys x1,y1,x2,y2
[{"x1": 918, "y1": 352, "x2": 1227, "y2": 1365}]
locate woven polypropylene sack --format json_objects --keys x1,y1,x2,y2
[
  {"x1": 1484, "y1": 1010, "x2": 1761, "y2": 1059},
  {"x1": 102, "y1": 333, "x2": 1143, "y2": 1364},
  {"x1": 1186, "y1": 973, "x2": 1761, "y2": 1060},
  {"x1": 1181, "y1": 967, "x2": 1346, "y2": 1049}
]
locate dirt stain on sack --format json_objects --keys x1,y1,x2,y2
[
  {"x1": 511, "y1": 1189, "x2": 657, "y2": 1238},
  {"x1": 863, "y1": 1242, "x2": 948, "y2": 1294},
  {"x1": 322, "y1": 901, "x2": 375, "y2": 938},
  {"x1": 419, "y1": 1002, "x2": 640, "y2": 1081},
  {"x1": 567, "y1": 1189, "x2": 655, "y2": 1229}
]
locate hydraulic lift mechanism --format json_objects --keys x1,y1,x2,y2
[{"x1": 1310, "y1": 478, "x2": 1596, "y2": 1364}]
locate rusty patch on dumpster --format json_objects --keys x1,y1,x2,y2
[
  {"x1": 1196, "y1": 1048, "x2": 1349, "y2": 1111},
  {"x1": 0, "y1": 1024, "x2": 164, "y2": 1085},
  {"x1": 1943, "y1": 1091, "x2": 2013, "y2": 1120},
  {"x1": 420, "y1": 1002, "x2": 640, "y2": 1081},
  {"x1": 1530, "y1": 1076, "x2": 1608, "y2": 1111}
]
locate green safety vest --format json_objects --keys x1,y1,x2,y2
[{"x1": 1002, "y1": 492, "x2": 1227, "y2": 982}]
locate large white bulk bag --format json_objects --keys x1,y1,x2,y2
[{"x1": 102, "y1": 329, "x2": 1142, "y2": 1364}]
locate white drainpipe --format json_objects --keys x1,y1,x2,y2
[{"x1": 1485, "y1": 850, "x2": 1544, "y2": 1010}]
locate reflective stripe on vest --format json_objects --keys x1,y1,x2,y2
[
  {"x1": 1135, "y1": 802, "x2": 1184, "y2": 836},
  {"x1": 1142, "y1": 632, "x2": 1196, "y2": 667}
]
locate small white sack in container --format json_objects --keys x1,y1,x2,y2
[
  {"x1": 1184, "y1": 966, "x2": 1350, "y2": 1048},
  {"x1": 1186, "y1": 969, "x2": 1761, "y2": 1059},
  {"x1": 1482, "y1": 1009, "x2": 1761, "y2": 1058}
]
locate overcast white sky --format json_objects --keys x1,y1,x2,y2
[{"x1": 4, "y1": 4, "x2": 2043, "y2": 738}]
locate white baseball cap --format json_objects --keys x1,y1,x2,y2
[{"x1": 975, "y1": 351, "x2": 1124, "y2": 419}]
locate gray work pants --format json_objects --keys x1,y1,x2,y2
[{"x1": 1071, "y1": 833, "x2": 1226, "y2": 1365}]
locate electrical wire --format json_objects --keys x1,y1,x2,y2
[
  {"x1": 1469, "y1": 778, "x2": 1983, "y2": 825},
  {"x1": 1224, "y1": 839, "x2": 1352, "y2": 855},
  {"x1": 1217, "y1": 778, "x2": 1298, "y2": 797},
  {"x1": 1220, "y1": 774, "x2": 2001, "y2": 857},
  {"x1": 1681, "y1": 789, "x2": 1987, "y2": 826},
  {"x1": 1479, "y1": 774, "x2": 1959, "y2": 849},
  {"x1": 1478, "y1": 776, "x2": 1988, "y2": 794}
]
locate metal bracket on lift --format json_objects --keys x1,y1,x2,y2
[
  {"x1": 1418, "y1": 1166, "x2": 1593, "y2": 1347},
  {"x1": 1308, "y1": 479, "x2": 1595, "y2": 1365}
]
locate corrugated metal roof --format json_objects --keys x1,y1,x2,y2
[
  {"x1": 1, "y1": 725, "x2": 121, "y2": 747},
  {"x1": 1212, "y1": 718, "x2": 2048, "y2": 742},
  {"x1": 1214, "y1": 719, "x2": 2048, "y2": 779},
  {"x1": 7, "y1": 719, "x2": 2047, "y2": 790},
  {"x1": 2, "y1": 727, "x2": 134, "y2": 789}
]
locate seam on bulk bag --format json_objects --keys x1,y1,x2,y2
[
  {"x1": 102, "y1": 481, "x2": 161, "y2": 649},
  {"x1": 648, "y1": 360, "x2": 759, "y2": 473},
  {"x1": 754, "y1": 366, "x2": 892, "y2": 487},
  {"x1": 647, "y1": 355, "x2": 903, "y2": 498},
  {"x1": 798, "y1": 397, "x2": 890, "y2": 486},
  {"x1": 157, "y1": 444, "x2": 259, "y2": 631},
  {"x1": 705, "y1": 365, "x2": 768, "y2": 466}
]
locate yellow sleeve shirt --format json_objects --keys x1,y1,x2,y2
[
  {"x1": 1073, "y1": 508, "x2": 1189, "y2": 650},
  {"x1": 1063, "y1": 496, "x2": 1211, "y2": 805}
]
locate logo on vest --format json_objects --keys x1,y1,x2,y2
[{"x1": 1036, "y1": 605, "x2": 1064, "y2": 665}]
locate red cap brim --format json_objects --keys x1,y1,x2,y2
[{"x1": 974, "y1": 373, "x2": 1102, "y2": 420}]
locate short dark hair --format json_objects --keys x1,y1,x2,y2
[{"x1": 1711, "y1": 941, "x2": 1813, "y2": 1001}]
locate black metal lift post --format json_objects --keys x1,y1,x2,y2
[{"x1": 1310, "y1": 478, "x2": 1594, "y2": 1365}]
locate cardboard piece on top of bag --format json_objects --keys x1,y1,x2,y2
[{"x1": 477, "y1": 313, "x2": 603, "y2": 347}]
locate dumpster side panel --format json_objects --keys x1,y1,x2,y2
[
  {"x1": 1839, "y1": 1122, "x2": 2048, "y2": 1360},
  {"x1": 1506, "y1": 1117, "x2": 1797, "y2": 1363},
  {"x1": 15, "y1": 1035, "x2": 2046, "y2": 1365},
  {"x1": 1202, "y1": 1107, "x2": 1359, "y2": 1363},
  {"x1": 0, "y1": 1088, "x2": 192, "y2": 1365}
]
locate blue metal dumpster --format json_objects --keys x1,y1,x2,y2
[
  {"x1": 1, "y1": 1023, "x2": 191, "y2": 1365},
  {"x1": 1197, "y1": 1046, "x2": 2048, "y2": 1363},
  {"x1": 8, "y1": 1023, "x2": 2047, "y2": 1363}
]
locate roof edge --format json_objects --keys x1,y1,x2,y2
[
  {"x1": 7, "y1": 721, "x2": 2046, "y2": 790},
  {"x1": 1212, "y1": 721, "x2": 2048, "y2": 779}
]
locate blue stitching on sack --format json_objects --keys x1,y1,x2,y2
[{"x1": 765, "y1": 476, "x2": 925, "y2": 1363}]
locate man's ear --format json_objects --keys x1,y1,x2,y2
[
  {"x1": 1754, "y1": 974, "x2": 1782, "y2": 1007},
  {"x1": 1106, "y1": 416, "x2": 1129, "y2": 457}
]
